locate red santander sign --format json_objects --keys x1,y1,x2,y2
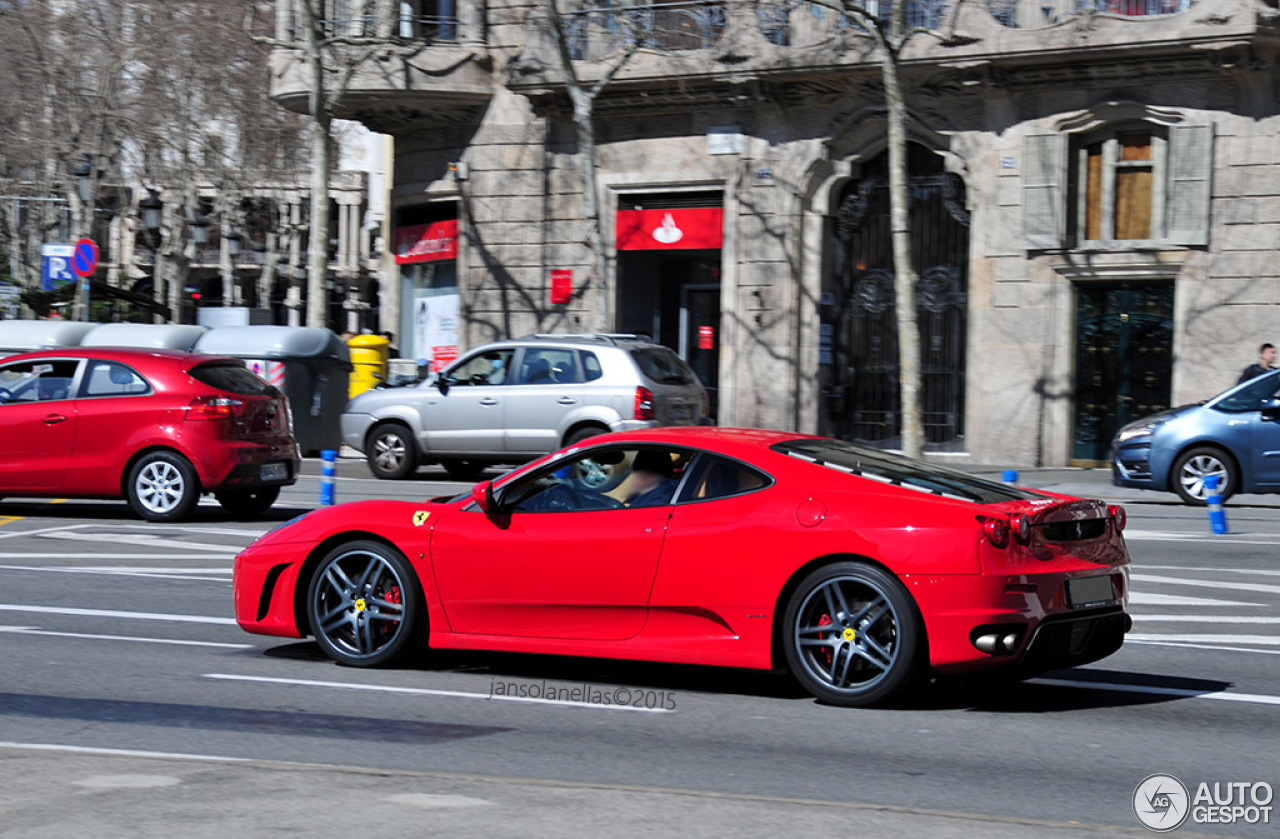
[
  {"x1": 616, "y1": 207, "x2": 723, "y2": 251},
  {"x1": 394, "y1": 220, "x2": 458, "y2": 264}
]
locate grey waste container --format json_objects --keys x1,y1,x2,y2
[
  {"x1": 0, "y1": 320, "x2": 97, "y2": 357},
  {"x1": 194, "y1": 326, "x2": 352, "y2": 456}
]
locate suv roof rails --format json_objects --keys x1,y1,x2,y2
[{"x1": 523, "y1": 333, "x2": 653, "y2": 345}]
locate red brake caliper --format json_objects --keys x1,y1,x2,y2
[{"x1": 818, "y1": 613, "x2": 833, "y2": 667}]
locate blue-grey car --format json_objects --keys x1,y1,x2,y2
[{"x1": 1112, "y1": 369, "x2": 1280, "y2": 504}]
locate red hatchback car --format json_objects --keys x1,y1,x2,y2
[
  {"x1": 234, "y1": 427, "x2": 1131, "y2": 706},
  {"x1": 0, "y1": 347, "x2": 300, "y2": 521}
]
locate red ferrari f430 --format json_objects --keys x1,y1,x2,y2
[{"x1": 234, "y1": 428, "x2": 1131, "y2": 706}]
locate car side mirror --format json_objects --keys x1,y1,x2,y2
[
  {"x1": 437, "y1": 376, "x2": 451, "y2": 395},
  {"x1": 470, "y1": 479, "x2": 498, "y2": 512},
  {"x1": 1261, "y1": 398, "x2": 1280, "y2": 416}
]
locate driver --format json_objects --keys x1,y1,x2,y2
[{"x1": 625, "y1": 451, "x2": 679, "y2": 507}]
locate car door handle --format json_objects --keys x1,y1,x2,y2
[
  {"x1": 43, "y1": 414, "x2": 67, "y2": 425},
  {"x1": 558, "y1": 397, "x2": 577, "y2": 405},
  {"x1": 479, "y1": 397, "x2": 499, "y2": 406}
]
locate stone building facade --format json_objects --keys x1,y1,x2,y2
[{"x1": 271, "y1": 0, "x2": 1280, "y2": 465}]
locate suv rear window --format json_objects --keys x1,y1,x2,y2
[
  {"x1": 191, "y1": 363, "x2": 278, "y2": 396},
  {"x1": 631, "y1": 346, "x2": 696, "y2": 385}
]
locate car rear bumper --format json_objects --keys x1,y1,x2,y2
[
  {"x1": 194, "y1": 438, "x2": 300, "y2": 491},
  {"x1": 911, "y1": 568, "x2": 1130, "y2": 675}
]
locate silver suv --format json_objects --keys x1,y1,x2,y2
[{"x1": 341, "y1": 334, "x2": 711, "y2": 480}]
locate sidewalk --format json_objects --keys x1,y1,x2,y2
[{"x1": 0, "y1": 747, "x2": 1179, "y2": 839}]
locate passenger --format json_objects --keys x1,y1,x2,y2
[{"x1": 626, "y1": 450, "x2": 679, "y2": 507}]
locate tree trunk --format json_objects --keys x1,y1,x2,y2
[
  {"x1": 884, "y1": 8, "x2": 924, "y2": 459},
  {"x1": 302, "y1": 0, "x2": 332, "y2": 330},
  {"x1": 569, "y1": 88, "x2": 609, "y2": 330}
]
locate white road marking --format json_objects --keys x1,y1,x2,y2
[
  {"x1": 1133, "y1": 615, "x2": 1280, "y2": 624},
  {"x1": 1030, "y1": 677, "x2": 1280, "y2": 707},
  {"x1": 1127, "y1": 633, "x2": 1280, "y2": 646},
  {"x1": 1139, "y1": 565, "x2": 1280, "y2": 577},
  {"x1": 0, "y1": 564, "x2": 228, "y2": 582},
  {"x1": 1124, "y1": 529, "x2": 1280, "y2": 545},
  {"x1": 0, "y1": 625, "x2": 249, "y2": 648},
  {"x1": 37, "y1": 531, "x2": 239, "y2": 553},
  {"x1": 1131, "y1": 573, "x2": 1280, "y2": 596},
  {"x1": 0, "y1": 742, "x2": 253, "y2": 764},
  {"x1": 0, "y1": 604, "x2": 236, "y2": 625},
  {"x1": 1127, "y1": 639, "x2": 1280, "y2": 656},
  {"x1": 204, "y1": 673, "x2": 675, "y2": 714},
  {"x1": 1127, "y1": 592, "x2": 1263, "y2": 607},
  {"x1": 0, "y1": 554, "x2": 237, "y2": 562}
]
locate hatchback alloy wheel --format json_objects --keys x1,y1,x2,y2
[{"x1": 126, "y1": 451, "x2": 200, "y2": 522}]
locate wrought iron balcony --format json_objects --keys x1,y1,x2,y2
[
  {"x1": 564, "y1": 1, "x2": 728, "y2": 59},
  {"x1": 987, "y1": 0, "x2": 1196, "y2": 28}
]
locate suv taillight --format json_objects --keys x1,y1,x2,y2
[
  {"x1": 634, "y1": 386, "x2": 655, "y2": 421},
  {"x1": 187, "y1": 395, "x2": 243, "y2": 420}
]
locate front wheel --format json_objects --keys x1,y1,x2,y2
[
  {"x1": 366, "y1": 424, "x2": 417, "y2": 480},
  {"x1": 783, "y1": 562, "x2": 923, "y2": 707},
  {"x1": 126, "y1": 451, "x2": 200, "y2": 522},
  {"x1": 307, "y1": 540, "x2": 425, "y2": 667},
  {"x1": 1172, "y1": 446, "x2": 1236, "y2": 505},
  {"x1": 214, "y1": 486, "x2": 280, "y2": 518}
]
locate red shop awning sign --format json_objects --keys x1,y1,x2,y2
[
  {"x1": 395, "y1": 219, "x2": 458, "y2": 264},
  {"x1": 615, "y1": 207, "x2": 723, "y2": 251}
]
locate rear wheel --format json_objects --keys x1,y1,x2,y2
[
  {"x1": 126, "y1": 451, "x2": 200, "y2": 522},
  {"x1": 566, "y1": 425, "x2": 608, "y2": 446},
  {"x1": 367, "y1": 424, "x2": 417, "y2": 480},
  {"x1": 783, "y1": 562, "x2": 923, "y2": 707},
  {"x1": 307, "y1": 540, "x2": 425, "y2": 667},
  {"x1": 214, "y1": 486, "x2": 281, "y2": 518},
  {"x1": 1172, "y1": 446, "x2": 1236, "y2": 505},
  {"x1": 440, "y1": 459, "x2": 485, "y2": 482}
]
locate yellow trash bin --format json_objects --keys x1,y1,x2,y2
[{"x1": 348, "y1": 334, "x2": 390, "y2": 401}]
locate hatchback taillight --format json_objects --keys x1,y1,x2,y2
[
  {"x1": 634, "y1": 386, "x2": 655, "y2": 421},
  {"x1": 187, "y1": 395, "x2": 243, "y2": 420}
]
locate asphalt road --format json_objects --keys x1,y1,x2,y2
[{"x1": 0, "y1": 459, "x2": 1276, "y2": 837}]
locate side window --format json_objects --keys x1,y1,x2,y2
[
  {"x1": 0, "y1": 360, "x2": 79, "y2": 404},
  {"x1": 82, "y1": 361, "x2": 149, "y2": 397},
  {"x1": 498, "y1": 447, "x2": 694, "y2": 512},
  {"x1": 679, "y1": 455, "x2": 771, "y2": 503},
  {"x1": 446, "y1": 349, "x2": 513, "y2": 387},
  {"x1": 582, "y1": 351, "x2": 603, "y2": 381},
  {"x1": 1217, "y1": 373, "x2": 1280, "y2": 413},
  {"x1": 516, "y1": 348, "x2": 582, "y2": 385}
]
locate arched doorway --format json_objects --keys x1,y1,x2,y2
[{"x1": 820, "y1": 144, "x2": 970, "y2": 451}]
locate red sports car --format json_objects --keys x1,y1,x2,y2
[
  {"x1": 233, "y1": 427, "x2": 1131, "y2": 706},
  {"x1": 0, "y1": 347, "x2": 300, "y2": 522}
]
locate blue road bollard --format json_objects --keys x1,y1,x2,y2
[
  {"x1": 1002, "y1": 469, "x2": 1019, "y2": 485},
  {"x1": 321, "y1": 449, "x2": 337, "y2": 506},
  {"x1": 1204, "y1": 474, "x2": 1228, "y2": 534}
]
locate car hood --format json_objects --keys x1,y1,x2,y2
[{"x1": 1116, "y1": 402, "x2": 1204, "y2": 433}]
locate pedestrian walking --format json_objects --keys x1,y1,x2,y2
[{"x1": 1236, "y1": 343, "x2": 1277, "y2": 384}]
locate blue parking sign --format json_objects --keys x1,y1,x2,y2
[{"x1": 42, "y1": 243, "x2": 76, "y2": 290}]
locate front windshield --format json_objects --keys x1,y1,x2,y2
[
  {"x1": 1215, "y1": 370, "x2": 1280, "y2": 413},
  {"x1": 772, "y1": 438, "x2": 1049, "y2": 504}
]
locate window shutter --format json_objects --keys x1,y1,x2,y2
[
  {"x1": 1021, "y1": 128, "x2": 1067, "y2": 250},
  {"x1": 1166, "y1": 122, "x2": 1213, "y2": 246}
]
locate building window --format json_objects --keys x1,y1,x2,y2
[{"x1": 1022, "y1": 121, "x2": 1212, "y2": 250}]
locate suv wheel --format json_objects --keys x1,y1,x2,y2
[
  {"x1": 566, "y1": 425, "x2": 608, "y2": 446},
  {"x1": 440, "y1": 459, "x2": 485, "y2": 482},
  {"x1": 367, "y1": 425, "x2": 417, "y2": 480}
]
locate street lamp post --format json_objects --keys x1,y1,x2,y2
[
  {"x1": 69, "y1": 155, "x2": 95, "y2": 321},
  {"x1": 139, "y1": 189, "x2": 165, "y2": 324}
]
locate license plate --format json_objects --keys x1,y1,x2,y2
[
  {"x1": 669, "y1": 405, "x2": 693, "y2": 424},
  {"x1": 1066, "y1": 575, "x2": 1115, "y2": 609},
  {"x1": 260, "y1": 462, "x2": 289, "y2": 482}
]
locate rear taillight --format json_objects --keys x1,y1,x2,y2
[
  {"x1": 1109, "y1": 504, "x2": 1127, "y2": 532},
  {"x1": 187, "y1": 395, "x2": 243, "y2": 420},
  {"x1": 1010, "y1": 513, "x2": 1032, "y2": 544},
  {"x1": 981, "y1": 516, "x2": 1010, "y2": 548},
  {"x1": 634, "y1": 386, "x2": 655, "y2": 421}
]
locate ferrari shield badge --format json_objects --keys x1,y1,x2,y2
[{"x1": 413, "y1": 510, "x2": 430, "y2": 527}]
